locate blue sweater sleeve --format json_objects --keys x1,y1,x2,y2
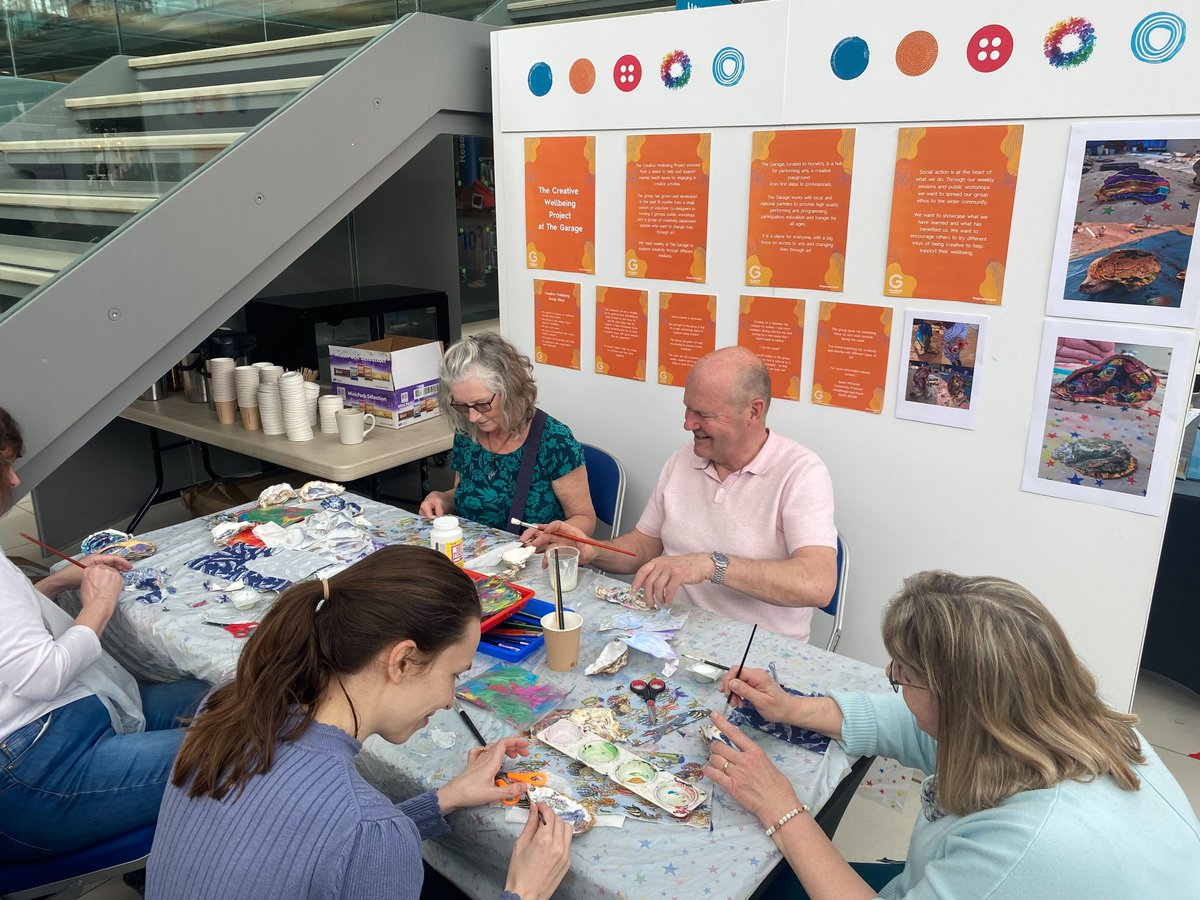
[
  {"x1": 396, "y1": 789, "x2": 450, "y2": 840},
  {"x1": 831, "y1": 690, "x2": 938, "y2": 774}
]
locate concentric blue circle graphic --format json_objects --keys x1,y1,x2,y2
[
  {"x1": 712, "y1": 46, "x2": 745, "y2": 86},
  {"x1": 1130, "y1": 12, "x2": 1186, "y2": 64},
  {"x1": 528, "y1": 62, "x2": 553, "y2": 96}
]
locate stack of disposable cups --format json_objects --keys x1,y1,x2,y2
[
  {"x1": 304, "y1": 382, "x2": 321, "y2": 426},
  {"x1": 317, "y1": 395, "x2": 343, "y2": 434},
  {"x1": 260, "y1": 365, "x2": 284, "y2": 385},
  {"x1": 278, "y1": 371, "x2": 312, "y2": 441},
  {"x1": 259, "y1": 383, "x2": 284, "y2": 435},
  {"x1": 234, "y1": 365, "x2": 261, "y2": 430},
  {"x1": 208, "y1": 357, "x2": 236, "y2": 424}
]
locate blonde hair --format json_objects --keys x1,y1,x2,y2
[
  {"x1": 883, "y1": 571, "x2": 1144, "y2": 816},
  {"x1": 439, "y1": 332, "x2": 537, "y2": 441}
]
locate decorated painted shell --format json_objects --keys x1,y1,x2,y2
[
  {"x1": 1051, "y1": 438, "x2": 1137, "y2": 479},
  {"x1": 297, "y1": 480, "x2": 345, "y2": 502},
  {"x1": 1093, "y1": 166, "x2": 1170, "y2": 205},
  {"x1": 1079, "y1": 249, "x2": 1161, "y2": 293},
  {"x1": 1050, "y1": 354, "x2": 1159, "y2": 407}
]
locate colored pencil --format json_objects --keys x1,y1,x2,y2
[
  {"x1": 455, "y1": 701, "x2": 488, "y2": 747},
  {"x1": 726, "y1": 624, "x2": 758, "y2": 705},
  {"x1": 20, "y1": 533, "x2": 86, "y2": 569},
  {"x1": 509, "y1": 518, "x2": 638, "y2": 557}
]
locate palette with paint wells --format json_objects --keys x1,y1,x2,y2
[{"x1": 536, "y1": 719, "x2": 707, "y2": 819}]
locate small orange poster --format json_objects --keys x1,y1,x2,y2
[
  {"x1": 811, "y1": 301, "x2": 892, "y2": 414},
  {"x1": 595, "y1": 286, "x2": 648, "y2": 382},
  {"x1": 658, "y1": 292, "x2": 716, "y2": 387},
  {"x1": 738, "y1": 295, "x2": 805, "y2": 401},
  {"x1": 533, "y1": 280, "x2": 581, "y2": 370},
  {"x1": 525, "y1": 136, "x2": 596, "y2": 275},
  {"x1": 746, "y1": 129, "x2": 855, "y2": 291},
  {"x1": 884, "y1": 124, "x2": 1022, "y2": 304},
  {"x1": 625, "y1": 133, "x2": 710, "y2": 283}
]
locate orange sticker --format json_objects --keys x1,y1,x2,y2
[
  {"x1": 534, "y1": 280, "x2": 581, "y2": 370},
  {"x1": 525, "y1": 136, "x2": 596, "y2": 275},
  {"x1": 810, "y1": 301, "x2": 892, "y2": 414},
  {"x1": 657, "y1": 292, "x2": 716, "y2": 387},
  {"x1": 746, "y1": 129, "x2": 854, "y2": 292},
  {"x1": 738, "y1": 296, "x2": 805, "y2": 401},
  {"x1": 884, "y1": 125, "x2": 1022, "y2": 304},
  {"x1": 625, "y1": 133, "x2": 711, "y2": 283},
  {"x1": 595, "y1": 286, "x2": 648, "y2": 382}
]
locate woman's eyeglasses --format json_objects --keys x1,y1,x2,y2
[
  {"x1": 887, "y1": 661, "x2": 929, "y2": 693},
  {"x1": 450, "y1": 393, "x2": 497, "y2": 414}
]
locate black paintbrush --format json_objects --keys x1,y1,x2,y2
[
  {"x1": 725, "y1": 624, "x2": 758, "y2": 706},
  {"x1": 552, "y1": 548, "x2": 565, "y2": 631},
  {"x1": 455, "y1": 701, "x2": 487, "y2": 747}
]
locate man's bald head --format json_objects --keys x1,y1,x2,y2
[{"x1": 688, "y1": 346, "x2": 772, "y2": 414}]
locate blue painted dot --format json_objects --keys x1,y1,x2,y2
[
  {"x1": 528, "y1": 62, "x2": 552, "y2": 97},
  {"x1": 831, "y1": 36, "x2": 870, "y2": 80}
]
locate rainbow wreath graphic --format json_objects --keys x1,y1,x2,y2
[
  {"x1": 1130, "y1": 12, "x2": 1186, "y2": 64},
  {"x1": 660, "y1": 49, "x2": 692, "y2": 90},
  {"x1": 1044, "y1": 17, "x2": 1096, "y2": 69}
]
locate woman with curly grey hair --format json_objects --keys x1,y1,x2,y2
[{"x1": 419, "y1": 333, "x2": 595, "y2": 535}]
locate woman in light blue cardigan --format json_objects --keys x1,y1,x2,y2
[{"x1": 704, "y1": 570, "x2": 1200, "y2": 899}]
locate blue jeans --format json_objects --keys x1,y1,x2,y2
[{"x1": 0, "y1": 678, "x2": 208, "y2": 861}]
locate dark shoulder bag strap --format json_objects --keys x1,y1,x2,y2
[{"x1": 506, "y1": 409, "x2": 548, "y2": 534}]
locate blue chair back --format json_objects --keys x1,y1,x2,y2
[
  {"x1": 0, "y1": 823, "x2": 155, "y2": 900},
  {"x1": 817, "y1": 531, "x2": 849, "y2": 653},
  {"x1": 581, "y1": 443, "x2": 626, "y2": 538}
]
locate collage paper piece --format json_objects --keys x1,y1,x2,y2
[
  {"x1": 884, "y1": 124, "x2": 1022, "y2": 304},
  {"x1": 595, "y1": 286, "x2": 648, "y2": 381},
  {"x1": 895, "y1": 310, "x2": 989, "y2": 430},
  {"x1": 745, "y1": 128, "x2": 855, "y2": 291},
  {"x1": 625, "y1": 133, "x2": 711, "y2": 283},
  {"x1": 810, "y1": 301, "x2": 892, "y2": 414},
  {"x1": 738, "y1": 295, "x2": 805, "y2": 401},
  {"x1": 657, "y1": 292, "x2": 716, "y2": 386},
  {"x1": 1021, "y1": 320, "x2": 1192, "y2": 515},
  {"x1": 533, "y1": 279, "x2": 582, "y2": 370},
  {"x1": 1046, "y1": 122, "x2": 1200, "y2": 327},
  {"x1": 524, "y1": 135, "x2": 596, "y2": 275},
  {"x1": 456, "y1": 664, "x2": 568, "y2": 730}
]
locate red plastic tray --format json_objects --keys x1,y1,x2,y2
[{"x1": 465, "y1": 569, "x2": 534, "y2": 633}]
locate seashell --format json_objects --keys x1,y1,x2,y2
[
  {"x1": 526, "y1": 786, "x2": 596, "y2": 835},
  {"x1": 595, "y1": 584, "x2": 653, "y2": 610},
  {"x1": 1078, "y1": 249, "x2": 1161, "y2": 293},
  {"x1": 1093, "y1": 166, "x2": 1169, "y2": 205},
  {"x1": 230, "y1": 588, "x2": 261, "y2": 610},
  {"x1": 211, "y1": 520, "x2": 255, "y2": 545},
  {"x1": 1051, "y1": 437, "x2": 1137, "y2": 479},
  {"x1": 297, "y1": 480, "x2": 345, "y2": 502},
  {"x1": 1051, "y1": 354, "x2": 1159, "y2": 407},
  {"x1": 257, "y1": 483, "x2": 297, "y2": 508},
  {"x1": 565, "y1": 707, "x2": 631, "y2": 742},
  {"x1": 81, "y1": 528, "x2": 156, "y2": 560},
  {"x1": 584, "y1": 640, "x2": 631, "y2": 677}
]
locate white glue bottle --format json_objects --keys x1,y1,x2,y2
[{"x1": 430, "y1": 516, "x2": 465, "y2": 567}]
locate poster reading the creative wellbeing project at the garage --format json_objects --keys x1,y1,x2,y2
[
  {"x1": 746, "y1": 129, "x2": 855, "y2": 291},
  {"x1": 657, "y1": 292, "x2": 716, "y2": 387},
  {"x1": 595, "y1": 286, "x2": 648, "y2": 381},
  {"x1": 738, "y1": 295, "x2": 805, "y2": 401},
  {"x1": 811, "y1": 301, "x2": 892, "y2": 414},
  {"x1": 525, "y1": 136, "x2": 595, "y2": 275},
  {"x1": 884, "y1": 124, "x2": 1022, "y2": 304},
  {"x1": 533, "y1": 279, "x2": 581, "y2": 370},
  {"x1": 626, "y1": 133, "x2": 711, "y2": 283}
]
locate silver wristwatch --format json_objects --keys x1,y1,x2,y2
[{"x1": 710, "y1": 551, "x2": 729, "y2": 585}]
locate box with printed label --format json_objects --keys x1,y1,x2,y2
[
  {"x1": 328, "y1": 335, "x2": 444, "y2": 393},
  {"x1": 335, "y1": 380, "x2": 441, "y2": 429}
]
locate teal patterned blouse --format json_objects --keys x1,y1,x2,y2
[{"x1": 452, "y1": 413, "x2": 586, "y2": 531}]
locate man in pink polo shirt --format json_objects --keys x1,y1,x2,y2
[{"x1": 530, "y1": 346, "x2": 837, "y2": 641}]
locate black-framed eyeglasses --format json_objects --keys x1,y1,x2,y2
[
  {"x1": 887, "y1": 660, "x2": 929, "y2": 694},
  {"x1": 450, "y1": 393, "x2": 497, "y2": 414}
]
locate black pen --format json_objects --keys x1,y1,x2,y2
[{"x1": 454, "y1": 701, "x2": 487, "y2": 747}]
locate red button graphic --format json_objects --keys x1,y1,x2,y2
[
  {"x1": 966, "y1": 24, "x2": 1013, "y2": 73},
  {"x1": 613, "y1": 54, "x2": 642, "y2": 92}
]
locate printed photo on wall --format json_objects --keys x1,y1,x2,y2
[
  {"x1": 1021, "y1": 321, "x2": 1192, "y2": 515},
  {"x1": 1046, "y1": 122, "x2": 1200, "y2": 327},
  {"x1": 895, "y1": 310, "x2": 988, "y2": 430}
]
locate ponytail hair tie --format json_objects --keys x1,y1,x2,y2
[{"x1": 315, "y1": 578, "x2": 330, "y2": 612}]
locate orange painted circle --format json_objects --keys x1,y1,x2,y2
[
  {"x1": 569, "y1": 58, "x2": 596, "y2": 94},
  {"x1": 895, "y1": 30, "x2": 939, "y2": 76}
]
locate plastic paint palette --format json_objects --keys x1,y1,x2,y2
[{"x1": 536, "y1": 721, "x2": 707, "y2": 818}]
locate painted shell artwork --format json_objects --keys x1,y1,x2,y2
[
  {"x1": 1051, "y1": 437, "x2": 1137, "y2": 479},
  {"x1": 1051, "y1": 354, "x2": 1159, "y2": 407},
  {"x1": 526, "y1": 786, "x2": 596, "y2": 835},
  {"x1": 80, "y1": 529, "x2": 157, "y2": 560},
  {"x1": 565, "y1": 707, "x2": 631, "y2": 743},
  {"x1": 257, "y1": 483, "x2": 298, "y2": 508},
  {"x1": 1078, "y1": 249, "x2": 1161, "y2": 293},
  {"x1": 595, "y1": 584, "x2": 653, "y2": 611},
  {"x1": 497, "y1": 544, "x2": 536, "y2": 581},
  {"x1": 1093, "y1": 166, "x2": 1170, "y2": 204},
  {"x1": 297, "y1": 480, "x2": 345, "y2": 502},
  {"x1": 584, "y1": 639, "x2": 630, "y2": 676}
]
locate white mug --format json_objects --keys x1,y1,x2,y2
[{"x1": 336, "y1": 408, "x2": 376, "y2": 444}]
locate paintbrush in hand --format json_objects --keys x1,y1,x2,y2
[{"x1": 725, "y1": 624, "x2": 758, "y2": 707}]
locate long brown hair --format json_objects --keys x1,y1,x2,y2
[
  {"x1": 172, "y1": 545, "x2": 481, "y2": 800},
  {"x1": 0, "y1": 407, "x2": 24, "y2": 515},
  {"x1": 883, "y1": 571, "x2": 1144, "y2": 816}
]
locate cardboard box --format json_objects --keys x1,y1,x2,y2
[
  {"x1": 328, "y1": 335, "x2": 443, "y2": 392},
  {"x1": 335, "y1": 381, "x2": 441, "y2": 429}
]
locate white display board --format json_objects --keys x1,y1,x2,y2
[{"x1": 492, "y1": 1, "x2": 1200, "y2": 710}]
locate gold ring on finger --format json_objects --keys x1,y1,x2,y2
[{"x1": 722, "y1": 760, "x2": 731, "y2": 774}]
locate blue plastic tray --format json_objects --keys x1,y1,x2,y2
[{"x1": 476, "y1": 597, "x2": 573, "y2": 663}]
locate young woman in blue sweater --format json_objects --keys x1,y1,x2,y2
[
  {"x1": 705, "y1": 570, "x2": 1200, "y2": 899},
  {"x1": 146, "y1": 545, "x2": 572, "y2": 900}
]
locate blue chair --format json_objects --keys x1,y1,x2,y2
[
  {"x1": 816, "y1": 531, "x2": 850, "y2": 653},
  {"x1": 0, "y1": 824, "x2": 155, "y2": 900},
  {"x1": 581, "y1": 443, "x2": 626, "y2": 539}
]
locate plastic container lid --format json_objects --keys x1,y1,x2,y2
[{"x1": 432, "y1": 516, "x2": 460, "y2": 530}]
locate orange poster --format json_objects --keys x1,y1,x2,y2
[
  {"x1": 658, "y1": 292, "x2": 716, "y2": 386},
  {"x1": 746, "y1": 129, "x2": 855, "y2": 291},
  {"x1": 525, "y1": 136, "x2": 596, "y2": 275},
  {"x1": 884, "y1": 124, "x2": 1022, "y2": 304},
  {"x1": 810, "y1": 301, "x2": 892, "y2": 414},
  {"x1": 533, "y1": 280, "x2": 581, "y2": 370},
  {"x1": 738, "y1": 295, "x2": 805, "y2": 401},
  {"x1": 625, "y1": 133, "x2": 710, "y2": 283},
  {"x1": 595, "y1": 286, "x2": 648, "y2": 382}
]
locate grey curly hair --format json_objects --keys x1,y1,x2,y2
[{"x1": 438, "y1": 333, "x2": 538, "y2": 440}]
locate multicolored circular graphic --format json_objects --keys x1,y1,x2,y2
[
  {"x1": 1044, "y1": 16, "x2": 1096, "y2": 69},
  {"x1": 1130, "y1": 12, "x2": 1186, "y2": 64},
  {"x1": 569, "y1": 58, "x2": 596, "y2": 93},
  {"x1": 831, "y1": 36, "x2": 870, "y2": 80},
  {"x1": 527, "y1": 61, "x2": 552, "y2": 96},
  {"x1": 613, "y1": 54, "x2": 642, "y2": 92},
  {"x1": 966, "y1": 24, "x2": 1013, "y2": 73},
  {"x1": 660, "y1": 49, "x2": 692, "y2": 90},
  {"x1": 712, "y1": 46, "x2": 745, "y2": 86},
  {"x1": 895, "y1": 30, "x2": 938, "y2": 76}
]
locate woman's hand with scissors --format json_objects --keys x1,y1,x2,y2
[
  {"x1": 703, "y1": 711, "x2": 803, "y2": 830},
  {"x1": 436, "y1": 736, "x2": 532, "y2": 814}
]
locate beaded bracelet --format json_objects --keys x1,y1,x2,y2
[{"x1": 764, "y1": 804, "x2": 808, "y2": 837}]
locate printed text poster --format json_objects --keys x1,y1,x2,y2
[
  {"x1": 811, "y1": 301, "x2": 892, "y2": 414},
  {"x1": 746, "y1": 129, "x2": 855, "y2": 291},
  {"x1": 595, "y1": 286, "x2": 648, "y2": 381},
  {"x1": 884, "y1": 125, "x2": 1022, "y2": 304},
  {"x1": 533, "y1": 280, "x2": 581, "y2": 370},
  {"x1": 658, "y1": 292, "x2": 716, "y2": 386},
  {"x1": 738, "y1": 295, "x2": 805, "y2": 400},
  {"x1": 525, "y1": 136, "x2": 596, "y2": 274},
  {"x1": 626, "y1": 133, "x2": 711, "y2": 283}
]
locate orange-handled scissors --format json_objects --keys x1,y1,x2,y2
[{"x1": 495, "y1": 771, "x2": 548, "y2": 805}]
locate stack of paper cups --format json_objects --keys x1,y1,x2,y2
[
  {"x1": 259, "y1": 365, "x2": 284, "y2": 384},
  {"x1": 234, "y1": 365, "x2": 261, "y2": 430},
  {"x1": 259, "y1": 383, "x2": 284, "y2": 435},
  {"x1": 208, "y1": 357, "x2": 236, "y2": 424},
  {"x1": 304, "y1": 381, "x2": 321, "y2": 426},
  {"x1": 317, "y1": 395, "x2": 343, "y2": 434},
  {"x1": 278, "y1": 371, "x2": 312, "y2": 441}
]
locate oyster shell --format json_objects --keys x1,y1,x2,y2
[
  {"x1": 595, "y1": 584, "x2": 653, "y2": 611},
  {"x1": 566, "y1": 707, "x2": 631, "y2": 742},
  {"x1": 1051, "y1": 437, "x2": 1137, "y2": 478},
  {"x1": 297, "y1": 480, "x2": 345, "y2": 502},
  {"x1": 1079, "y1": 249, "x2": 1161, "y2": 293},
  {"x1": 257, "y1": 483, "x2": 297, "y2": 508},
  {"x1": 584, "y1": 640, "x2": 630, "y2": 676},
  {"x1": 526, "y1": 786, "x2": 596, "y2": 835},
  {"x1": 1051, "y1": 354, "x2": 1158, "y2": 407}
]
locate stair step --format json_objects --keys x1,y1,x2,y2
[
  {"x1": 0, "y1": 133, "x2": 244, "y2": 154},
  {"x1": 65, "y1": 77, "x2": 319, "y2": 111},
  {"x1": 0, "y1": 244, "x2": 77, "y2": 272},
  {"x1": 0, "y1": 192, "x2": 155, "y2": 213},
  {"x1": 129, "y1": 25, "x2": 388, "y2": 71}
]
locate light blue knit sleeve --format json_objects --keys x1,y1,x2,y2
[{"x1": 831, "y1": 690, "x2": 938, "y2": 774}]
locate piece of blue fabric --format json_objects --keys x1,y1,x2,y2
[{"x1": 727, "y1": 663, "x2": 832, "y2": 753}]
